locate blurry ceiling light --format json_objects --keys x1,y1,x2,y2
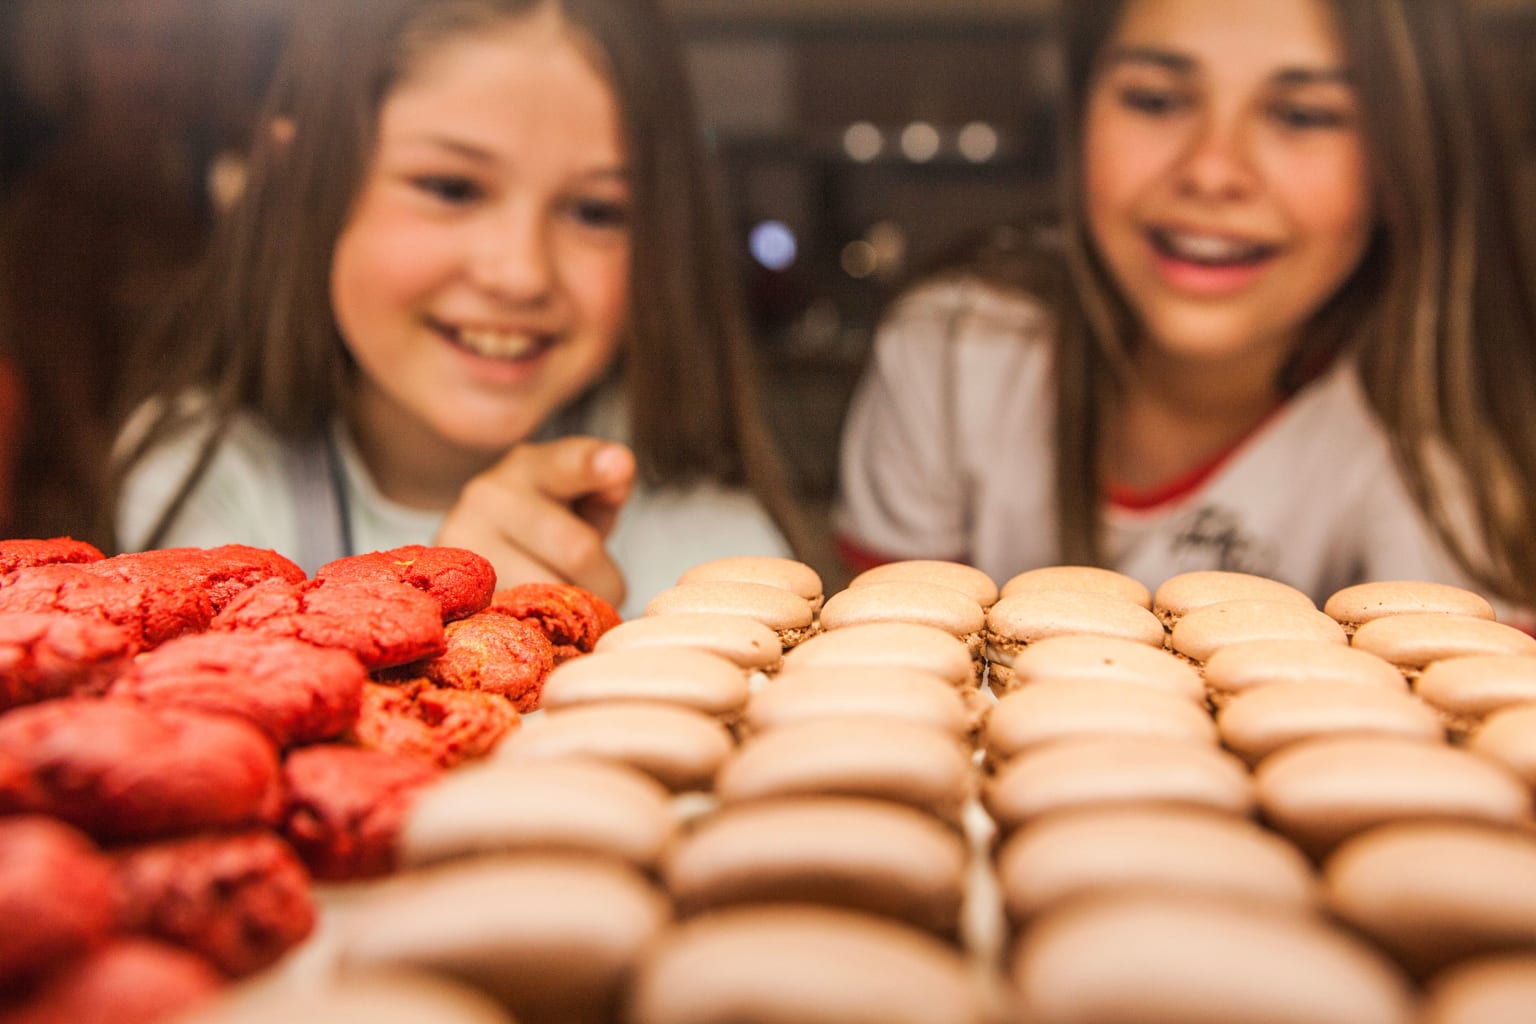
[
  {"x1": 899, "y1": 122, "x2": 941, "y2": 163},
  {"x1": 957, "y1": 121, "x2": 1000, "y2": 163},
  {"x1": 843, "y1": 121, "x2": 884, "y2": 163},
  {"x1": 748, "y1": 220, "x2": 798, "y2": 271},
  {"x1": 840, "y1": 240, "x2": 878, "y2": 279}
]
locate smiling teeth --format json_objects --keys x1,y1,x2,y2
[
  {"x1": 1160, "y1": 231, "x2": 1267, "y2": 263},
  {"x1": 457, "y1": 329, "x2": 540, "y2": 359}
]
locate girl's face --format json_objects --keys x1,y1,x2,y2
[
  {"x1": 1082, "y1": 0, "x2": 1372, "y2": 376},
  {"x1": 331, "y1": 9, "x2": 631, "y2": 461}
]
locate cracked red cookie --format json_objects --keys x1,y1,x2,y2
[
  {"x1": 280, "y1": 744, "x2": 441, "y2": 881},
  {"x1": 316, "y1": 545, "x2": 496, "y2": 622},
  {"x1": 0, "y1": 564, "x2": 210, "y2": 649},
  {"x1": 489, "y1": 582, "x2": 621, "y2": 664},
  {"x1": 352, "y1": 679, "x2": 520, "y2": 769},
  {"x1": 0, "y1": 538, "x2": 104, "y2": 575},
  {"x1": 414, "y1": 610, "x2": 555, "y2": 713},
  {"x1": 0, "y1": 938, "x2": 222, "y2": 1024},
  {"x1": 0, "y1": 816, "x2": 119, "y2": 991},
  {"x1": 82, "y1": 545, "x2": 305, "y2": 614},
  {"x1": 111, "y1": 632, "x2": 365, "y2": 747},
  {"x1": 0, "y1": 698, "x2": 282, "y2": 842},
  {"x1": 210, "y1": 578, "x2": 446, "y2": 671},
  {"x1": 114, "y1": 829, "x2": 315, "y2": 978},
  {"x1": 0, "y1": 612, "x2": 137, "y2": 711}
]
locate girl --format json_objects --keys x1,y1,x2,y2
[
  {"x1": 835, "y1": 0, "x2": 1536, "y2": 619},
  {"x1": 112, "y1": 0, "x2": 817, "y2": 618}
]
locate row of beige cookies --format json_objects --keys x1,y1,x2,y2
[{"x1": 188, "y1": 558, "x2": 1536, "y2": 1024}]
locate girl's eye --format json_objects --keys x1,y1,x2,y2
[
  {"x1": 1269, "y1": 103, "x2": 1351, "y2": 131},
  {"x1": 569, "y1": 198, "x2": 631, "y2": 230},
  {"x1": 1118, "y1": 86, "x2": 1188, "y2": 117},
  {"x1": 413, "y1": 175, "x2": 483, "y2": 204}
]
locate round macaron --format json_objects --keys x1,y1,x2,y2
[
  {"x1": 626, "y1": 904, "x2": 993, "y2": 1024},
  {"x1": 492, "y1": 702, "x2": 734, "y2": 792},
  {"x1": 1203, "y1": 637, "x2": 1406, "y2": 708},
  {"x1": 744, "y1": 665, "x2": 981, "y2": 740},
  {"x1": 1421, "y1": 954, "x2": 1536, "y2": 1024},
  {"x1": 848, "y1": 559, "x2": 999, "y2": 609},
  {"x1": 1168, "y1": 599, "x2": 1346, "y2": 669},
  {"x1": 539, "y1": 647, "x2": 751, "y2": 722},
  {"x1": 992, "y1": 634, "x2": 1203, "y2": 703},
  {"x1": 1216, "y1": 681, "x2": 1444, "y2": 764},
  {"x1": 645, "y1": 581, "x2": 816, "y2": 651},
  {"x1": 1325, "y1": 821, "x2": 1536, "y2": 977},
  {"x1": 1152, "y1": 570, "x2": 1314, "y2": 630},
  {"x1": 983, "y1": 735, "x2": 1254, "y2": 835},
  {"x1": 1415, "y1": 654, "x2": 1536, "y2": 738},
  {"x1": 715, "y1": 717, "x2": 974, "y2": 824},
  {"x1": 1325, "y1": 579, "x2": 1497, "y2": 637},
  {"x1": 1254, "y1": 734, "x2": 1531, "y2": 856},
  {"x1": 995, "y1": 805, "x2": 1316, "y2": 925},
  {"x1": 593, "y1": 612, "x2": 782, "y2": 673},
  {"x1": 1000, "y1": 565, "x2": 1152, "y2": 608},
  {"x1": 677, "y1": 556, "x2": 825, "y2": 612},
  {"x1": 983, "y1": 679, "x2": 1217, "y2": 763},
  {"x1": 662, "y1": 796, "x2": 968, "y2": 936},
  {"x1": 1010, "y1": 892, "x2": 1414, "y2": 1024},
  {"x1": 1467, "y1": 703, "x2": 1536, "y2": 789},
  {"x1": 177, "y1": 973, "x2": 516, "y2": 1024},
  {"x1": 780, "y1": 621, "x2": 975, "y2": 690},
  {"x1": 397, "y1": 758, "x2": 676, "y2": 872},
  {"x1": 818, "y1": 581, "x2": 986, "y2": 662},
  {"x1": 337, "y1": 854, "x2": 670, "y2": 1023},
  {"x1": 984, "y1": 590, "x2": 1166, "y2": 691},
  {"x1": 1351, "y1": 613, "x2": 1536, "y2": 682}
]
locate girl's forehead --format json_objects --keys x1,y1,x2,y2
[{"x1": 1105, "y1": 0, "x2": 1349, "y2": 73}]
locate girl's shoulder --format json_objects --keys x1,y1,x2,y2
[{"x1": 884, "y1": 273, "x2": 1055, "y2": 341}]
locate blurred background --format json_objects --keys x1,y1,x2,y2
[{"x1": 2, "y1": 0, "x2": 1534, "y2": 544}]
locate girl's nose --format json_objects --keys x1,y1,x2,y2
[
  {"x1": 470, "y1": 212, "x2": 555, "y2": 303},
  {"x1": 1174, "y1": 115, "x2": 1259, "y2": 202}
]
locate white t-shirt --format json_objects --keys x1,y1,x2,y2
[
  {"x1": 835, "y1": 277, "x2": 1500, "y2": 611},
  {"x1": 116, "y1": 391, "x2": 792, "y2": 621}
]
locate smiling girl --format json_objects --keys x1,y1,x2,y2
[
  {"x1": 112, "y1": 0, "x2": 816, "y2": 617},
  {"x1": 835, "y1": 0, "x2": 1536, "y2": 618}
]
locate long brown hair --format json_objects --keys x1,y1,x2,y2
[
  {"x1": 114, "y1": 0, "x2": 817, "y2": 562},
  {"x1": 1052, "y1": 0, "x2": 1536, "y2": 608}
]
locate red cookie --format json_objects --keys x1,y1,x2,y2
[
  {"x1": 83, "y1": 545, "x2": 305, "y2": 613},
  {"x1": 490, "y1": 582, "x2": 621, "y2": 664},
  {"x1": 316, "y1": 545, "x2": 496, "y2": 622},
  {"x1": 280, "y1": 744, "x2": 441, "y2": 881},
  {"x1": 211, "y1": 577, "x2": 446, "y2": 670},
  {"x1": 0, "y1": 538, "x2": 104, "y2": 575},
  {"x1": 417, "y1": 610, "x2": 555, "y2": 713},
  {"x1": 0, "y1": 816, "x2": 119, "y2": 991},
  {"x1": 0, "y1": 698, "x2": 281, "y2": 842},
  {"x1": 0, "y1": 564, "x2": 210, "y2": 649},
  {"x1": 0, "y1": 938, "x2": 222, "y2": 1024},
  {"x1": 114, "y1": 830, "x2": 314, "y2": 978},
  {"x1": 352, "y1": 679, "x2": 520, "y2": 769},
  {"x1": 0, "y1": 612, "x2": 137, "y2": 711},
  {"x1": 111, "y1": 632, "x2": 365, "y2": 747}
]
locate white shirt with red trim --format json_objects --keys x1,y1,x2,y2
[{"x1": 834, "y1": 277, "x2": 1513, "y2": 616}]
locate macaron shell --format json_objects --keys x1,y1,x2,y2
[
  {"x1": 1422, "y1": 954, "x2": 1536, "y2": 1024},
  {"x1": 662, "y1": 797, "x2": 968, "y2": 936},
  {"x1": 179, "y1": 973, "x2": 517, "y2": 1024},
  {"x1": 1169, "y1": 599, "x2": 1346, "y2": 666},
  {"x1": 984, "y1": 679, "x2": 1218, "y2": 762},
  {"x1": 1153, "y1": 570, "x2": 1314, "y2": 627},
  {"x1": 819, "y1": 581, "x2": 986, "y2": 649},
  {"x1": 1415, "y1": 654, "x2": 1536, "y2": 734},
  {"x1": 1010, "y1": 893, "x2": 1415, "y2": 1024},
  {"x1": 995, "y1": 806, "x2": 1316, "y2": 924},
  {"x1": 849, "y1": 560, "x2": 999, "y2": 608},
  {"x1": 984, "y1": 589, "x2": 1165, "y2": 650},
  {"x1": 1000, "y1": 565, "x2": 1151, "y2": 608},
  {"x1": 592, "y1": 612, "x2": 782, "y2": 672},
  {"x1": 1325, "y1": 580, "x2": 1496, "y2": 633},
  {"x1": 1467, "y1": 703, "x2": 1536, "y2": 788},
  {"x1": 1351, "y1": 614, "x2": 1536, "y2": 676},
  {"x1": 1203, "y1": 638, "x2": 1406, "y2": 705},
  {"x1": 1324, "y1": 821, "x2": 1536, "y2": 976},
  {"x1": 781, "y1": 621, "x2": 976, "y2": 689},
  {"x1": 677, "y1": 556, "x2": 824, "y2": 609},
  {"x1": 983, "y1": 735, "x2": 1255, "y2": 833},
  {"x1": 744, "y1": 664, "x2": 981, "y2": 739},
  {"x1": 539, "y1": 647, "x2": 751, "y2": 719},
  {"x1": 1254, "y1": 735, "x2": 1532, "y2": 856},
  {"x1": 997, "y1": 634, "x2": 1203, "y2": 703},
  {"x1": 644, "y1": 581, "x2": 815, "y2": 645},
  {"x1": 1217, "y1": 681, "x2": 1444, "y2": 764}
]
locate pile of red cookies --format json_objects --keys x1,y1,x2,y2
[{"x1": 0, "y1": 538, "x2": 617, "y2": 1024}]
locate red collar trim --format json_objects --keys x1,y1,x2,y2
[{"x1": 1104, "y1": 400, "x2": 1286, "y2": 512}]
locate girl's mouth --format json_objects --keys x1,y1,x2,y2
[
  {"x1": 1149, "y1": 228, "x2": 1278, "y2": 267},
  {"x1": 438, "y1": 322, "x2": 556, "y2": 362}
]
